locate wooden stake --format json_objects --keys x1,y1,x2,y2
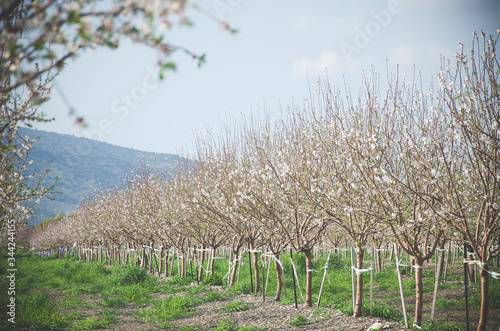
[
  {"x1": 169, "y1": 249, "x2": 174, "y2": 277},
  {"x1": 281, "y1": 252, "x2": 287, "y2": 298},
  {"x1": 227, "y1": 249, "x2": 233, "y2": 288},
  {"x1": 394, "y1": 243, "x2": 409, "y2": 328},
  {"x1": 317, "y1": 252, "x2": 331, "y2": 307},
  {"x1": 264, "y1": 254, "x2": 270, "y2": 302},
  {"x1": 237, "y1": 251, "x2": 242, "y2": 283},
  {"x1": 350, "y1": 246, "x2": 356, "y2": 313},
  {"x1": 261, "y1": 245, "x2": 265, "y2": 300},
  {"x1": 193, "y1": 247, "x2": 199, "y2": 284},
  {"x1": 290, "y1": 250, "x2": 298, "y2": 308},
  {"x1": 464, "y1": 242, "x2": 470, "y2": 331},
  {"x1": 370, "y1": 246, "x2": 373, "y2": 317},
  {"x1": 431, "y1": 248, "x2": 444, "y2": 321},
  {"x1": 248, "y1": 243, "x2": 254, "y2": 293},
  {"x1": 444, "y1": 243, "x2": 450, "y2": 280}
]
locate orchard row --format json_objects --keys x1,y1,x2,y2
[{"x1": 32, "y1": 32, "x2": 499, "y2": 330}]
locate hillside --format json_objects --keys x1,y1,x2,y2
[{"x1": 20, "y1": 128, "x2": 180, "y2": 226}]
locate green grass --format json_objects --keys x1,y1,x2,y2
[
  {"x1": 2, "y1": 250, "x2": 497, "y2": 331},
  {"x1": 288, "y1": 313, "x2": 312, "y2": 326},
  {"x1": 15, "y1": 291, "x2": 68, "y2": 330},
  {"x1": 218, "y1": 300, "x2": 252, "y2": 313},
  {"x1": 469, "y1": 276, "x2": 500, "y2": 309},
  {"x1": 367, "y1": 301, "x2": 403, "y2": 321},
  {"x1": 206, "y1": 289, "x2": 227, "y2": 302},
  {"x1": 435, "y1": 297, "x2": 456, "y2": 309},
  {"x1": 57, "y1": 297, "x2": 89, "y2": 309},
  {"x1": 0, "y1": 252, "x2": 162, "y2": 330},
  {"x1": 202, "y1": 274, "x2": 224, "y2": 286},
  {"x1": 238, "y1": 326, "x2": 269, "y2": 331},
  {"x1": 137, "y1": 293, "x2": 204, "y2": 322},
  {"x1": 100, "y1": 293, "x2": 127, "y2": 307},
  {"x1": 419, "y1": 320, "x2": 465, "y2": 331},
  {"x1": 188, "y1": 284, "x2": 209, "y2": 295},
  {"x1": 71, "y1": 310, "x2": 117, "y2": 330},
  {"x1": 228, "y1": 280, "x2": 254, "y2": 295},
  {"x1": 64, "y1": 310, "x2": 86, "y2": 320},
  {"x1": 214, "y1": 319, "x2": 239, "y2": 331}
]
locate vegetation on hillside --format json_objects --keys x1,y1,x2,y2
[{"x1": 20, "y1": 128, "x2": 180, "y2": 225}]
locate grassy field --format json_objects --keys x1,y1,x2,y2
[{"x1": 0, "y1": 250, "x2": 499, "y2": 330}]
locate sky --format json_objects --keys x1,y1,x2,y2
[{"x1": 34, "y1": 0, "x2": 500, "y2": 155}]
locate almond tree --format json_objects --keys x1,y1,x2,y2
[
  {"x1": 360, "y1": 75, "x2": 445, "y2": 326},
  {"x1": 190, "y1": 135, "x2": 264, "y2": 287},
  {"x1": 169, "y1": 157, "x2": 226, "y2": 279},
  {"x1": 310, "y1": 71, "x2": 445, "y2": 325},
  {"x1": 0, "y1": 72, "x2": 55, "y2": 229},
  {"x1": 230, "y1": 141, "x2": 287, "y2": 297},
  {"x1": 292, "y1": 83, "x2": 386, "y2": 316},
  {"x1": 422, "y1": 31, "x2": 500, "y2": 331},
  {"x1": 242, "y1": 112, "x2": 329, "y2": 307}
]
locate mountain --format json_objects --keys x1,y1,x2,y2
[{"x1": 19, "y1": 128, "x2": 180, "y2": 226}]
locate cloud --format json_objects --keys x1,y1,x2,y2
[{"x1": 289, "y1": 50, "x2": 350, "y2": 78}]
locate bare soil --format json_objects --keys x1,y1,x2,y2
[
  {"x1": 166, "y1": 293, "x2": 405, "y2": 331},
  {"x1": 55, "y1": 289, "x2": 405, "y2": 331}
]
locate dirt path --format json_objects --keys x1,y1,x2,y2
[{"x1": 166, "y1": 294, "x2": 405, "y2": 331}]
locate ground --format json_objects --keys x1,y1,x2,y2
[{"x1": 55, "y1": 288, "x2": 405, "y2": 331}]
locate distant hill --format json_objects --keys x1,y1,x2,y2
[{"x1": 19, "y1": 128, "x2": 180, "y2": 226}]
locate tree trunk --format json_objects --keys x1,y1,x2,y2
[
  {"x1": 108, "y1": 245, "x2": 112, "y2": 265},
  {"x1": 117, "y1": 246, "x2": 121, "y2": 265},
  {"x1": 477, "y1": 265, "x2": 489, "y2": 331},
  {"x1": 158, "y1": 246, "x2": 163, "y2": 276},
  {"x1": 198, "y1": 247, "x2": 206, "y2": 281},
  {"x1": 148, "y1": 242, "x2": 154, "y2": 273},
  {"x1": 414, "y1": 258, "x2": 424, "y2": 326},
  {"x1": 437, "y1": 247, "x2": 445, "y2": 279},
  {"x1": 229, "y1": 247, "x2": 240, "y2": 287},
  {"x1": 133, "y1": 242, "x2": 138, "y2": 266},
  {"x1": 125, "y1": 243, "x2": 129, "y2": 265},
  {"x1": 210, "y1": 248, "x2": 216, "y2": 276},
  {"x1": 140, "y1": 247, "x2": 145, "y2": 269},
  {"x1": 304, "y1": 249, "x2": 313, "y2": 307},
  {"x1": 181, "y1": 249, "x2": 187, "y2": 277},
  {"x1": 249, "y1": 241, "x2": 260, "y2": 293},
  {"x1": 274, "y1": 257, "x2": 282, "y2": 301},
  {"x1": 354, "y1": 245, "x2": 365, "y2": 317},
  {"x1": 376, "y1": 249, "x2": 382, "y2": 272},
  {"x1": 164, "y1": 248, "x2": 170, "y2": 277}
]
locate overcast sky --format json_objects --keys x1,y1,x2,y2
[{"x1": 34, "y1": 0, "x2": 500, "y2": 155}]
